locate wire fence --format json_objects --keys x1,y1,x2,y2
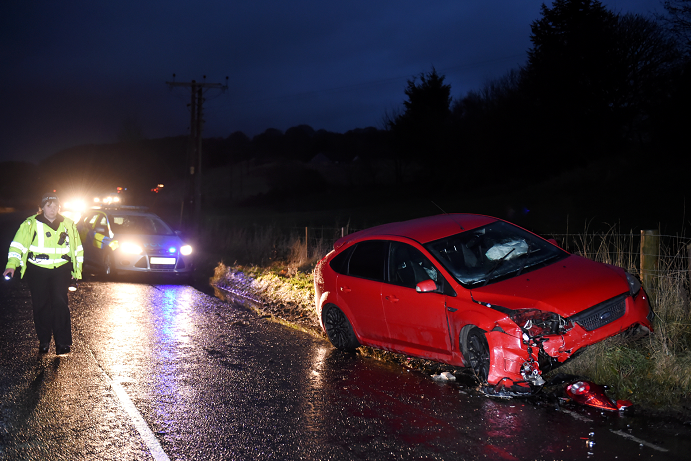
[
  {"x1": 547, "y1": 232, "x2": 691, "y2": 283},
  {"x1": 294, "y1": 226, "x2": 357, "y2": 248},
  {"x1": 204, "y1": 213, "x2": 691, "y2": 292}
]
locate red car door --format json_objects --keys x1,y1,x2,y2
[
  {"x1": 382, "y1": 242, "x2": 452, "y2": 357},
  {"x1": 336, "y1": 240, "x2": 389, "y2": 343}
]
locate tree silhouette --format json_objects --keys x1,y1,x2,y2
[
  {"x1": 662, "y1": 0, "x2": 691, "y2": 55},
  {"x1": 521, "y1": 0, "x2": 680, "y2": 162},
  {"x1": 523, "y1": 0, "x2": 620, "y2": 157},
  {"x1": 388, "y1": 67, "x2": 452, "y2": 183}
]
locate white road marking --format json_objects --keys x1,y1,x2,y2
[
  {"x1": 559, "y1": 408, "x2": 593, "y2": 422},
  {"x1": 611, "y1": 429, "x2": 669, "y2": 452},
  {"x1": 86, "y1": 347, "x2": 170, "y2": 460},
  {"x1": 110, "y1": 380, "x2": 171, "y2": 461}
]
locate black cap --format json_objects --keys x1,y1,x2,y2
[{"x1": 40, "y1": 192, "x2": 60, "y2": 208}]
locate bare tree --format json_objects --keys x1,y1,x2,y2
[{"x1": 661, "y1": 0, "x2": 691, "y2": 54}]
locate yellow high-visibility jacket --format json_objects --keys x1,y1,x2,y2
[{"x1": 5, "y1": 214, "x2": 84, "y2": 279}]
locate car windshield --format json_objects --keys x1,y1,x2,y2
[
  {"x1": 108, "y1": 214, "x2": 174, "y2": 236},
  {"x1": 423, "y1": 221, "x2": 567, "y2": 288}
]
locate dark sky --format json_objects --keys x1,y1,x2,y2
[{"x1": 1, "y1": 0, "x2": 662, "y2": 163}]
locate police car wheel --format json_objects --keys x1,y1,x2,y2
[{"x1": 104, "y1": 252, "x2": 118, "y2": 277}]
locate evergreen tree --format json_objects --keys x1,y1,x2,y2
[{"x1": 388, "y1": 68, "x2": 452, "y2": 183}]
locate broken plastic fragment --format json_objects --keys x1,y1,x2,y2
[
  {"x1": 431, "y1": 372, "x2": 456, "y2": 381},
  {"x1": 440, "y1": 371, "x2": 456, "y2": 381},
  {"x1": 565, "y1": 380, "x2": 631, "y2": 411}
]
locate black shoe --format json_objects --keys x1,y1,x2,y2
[
  {"x1": 56, "y1": 345, "x2": 71, "y2": 355},
  {"x1": 39, "y1": 344, "x2": 49, "y2": 354}
]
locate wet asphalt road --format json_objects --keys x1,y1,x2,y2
[{"x1": 1, "y1": 275, "x2": 691, "y2": 461}]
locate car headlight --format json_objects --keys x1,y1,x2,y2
[
  {"x1": 120, "y1": 242, "x2": 143, "y2": 254},
  {"x1": 180, "y1": 245, "x2": 192, "y2": 256},
  {"x1": 626, "y1": 272, "x2": 642, "y2": 297}
]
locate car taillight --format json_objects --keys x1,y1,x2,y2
[
  {"x1": 565, "y1": 380, "x2": 632, "y2": 411},
  {"x1": 568, "y1": 381, "x2": 590, "y2": 395}
]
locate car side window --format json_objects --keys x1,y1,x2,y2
[
  {"x1": 330, "y1": 246, "x2": 354, "y2": 274},
  {"x1": 95, "y1": 214, "x2": 108, "y2": 231},
  {"x1": 87, "y1": 213, "x2": 100, "y2": 227},
  {"x1": 347, "y1": 240, "x2": 388, "y2": 281},
  {"x1": 389, "y1": 242, "x2": 439, "y2": 289}
]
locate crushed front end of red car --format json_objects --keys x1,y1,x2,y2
[{"x1": 467, "y1": 258, "x2": 654, "y2": 386}]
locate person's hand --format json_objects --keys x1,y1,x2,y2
[
  {"x1": 3, "y1": 268, "x2": 15, "y2": 280},
  {"x1": 68, "y1": 278, "x2": 78, "y2": 292}
]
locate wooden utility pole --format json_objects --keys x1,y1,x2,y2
[{"x1": 166, "y1": 76, "x2": 228, "y2": 230}]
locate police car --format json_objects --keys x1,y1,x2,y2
[{"x1": 77, "y1": 206, "x2": 193, "y2": 278}]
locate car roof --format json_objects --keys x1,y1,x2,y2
[
  {"x1": 90, "y1": 206, "x2": 154, "y2": 216},
  {"x1": 334, "y1": 213, "x2": 498, "y2": 249}
]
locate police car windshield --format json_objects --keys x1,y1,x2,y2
[{"x1": 108, "y1": 214, "x2": 174, "y2": 236}]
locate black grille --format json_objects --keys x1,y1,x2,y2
[
  {"x1": 570, "y1": 294, "x2": 628, "y2": 331},
  {"x1": 150, "y1": 265, "x2": 176, "y2": 271}
]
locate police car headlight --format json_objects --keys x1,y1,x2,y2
[
  {"x1": 121, "y1": 242, "x2": 143, "y2": 254},
  {"x1": 180, "y1": 245, "x2": 192, "y2": 256},
  {"x1": 73, "y1": 200, "x2": 86, "y2": 212}
]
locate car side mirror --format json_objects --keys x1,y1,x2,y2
[
  {"x1": 416, "y1": 279, "x2": 439, "y2": 293},
  {"x1": 547, "y1": 238, "x2": 558, "y2": 246}
]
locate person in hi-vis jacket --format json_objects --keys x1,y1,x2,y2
[{"x1": 3, "y1": 193, "x2": 84, "y2": 354}]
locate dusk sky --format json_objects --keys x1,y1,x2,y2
[{"x1": 1, "y1": 0, "x2": 663, "y2": 163}]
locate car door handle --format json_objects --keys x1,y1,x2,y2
[
  {"x1": 446, "y1": 307, "x2": 458, "y2": 312},
  {"x1": 385, "y1": 295, "x2": 399, "y2": 303},
  {"x1": 340, "y1": 286, "x2": 351, "y2": 293}
]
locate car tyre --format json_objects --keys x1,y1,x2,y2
[
  {"x1": 462, "y1": 326, "x2": 490, "y2": 383},
  {"x1": 104, "y1": 252, "x2": 118, "y2": 277},
  {"x1": 323, "y1": 305, "x2": 360, "y2": 352}
]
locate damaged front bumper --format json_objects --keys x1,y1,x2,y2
[{"x1": 483, "y1": 291, "x2": 653, "y2": 387}]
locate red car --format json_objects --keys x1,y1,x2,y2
[{"x1": 314, "y1": 214, "x2": 653, "y2": 388}]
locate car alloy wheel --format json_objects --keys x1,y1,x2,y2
[
  {"x1": 323, "y1": 305, "x2": 360, "y2": 352},
  {"x1": 463, "y1": 327, "x2": 490, "y2": 382}
]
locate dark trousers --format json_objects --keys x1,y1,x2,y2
[{"x1": 25, "y1": 263, "x2": 73, "y2": 346}]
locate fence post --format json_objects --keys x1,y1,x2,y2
[
  {"x1": 305, "y1": 227, "x2": 309, "y2": 260},
  {"x1": 640, "y1": 230, "x2": 659, "y2": 299}
]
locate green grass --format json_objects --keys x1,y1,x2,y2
[{"x1": 551, "y1": 231, "x2": 691, "y2": 409}]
